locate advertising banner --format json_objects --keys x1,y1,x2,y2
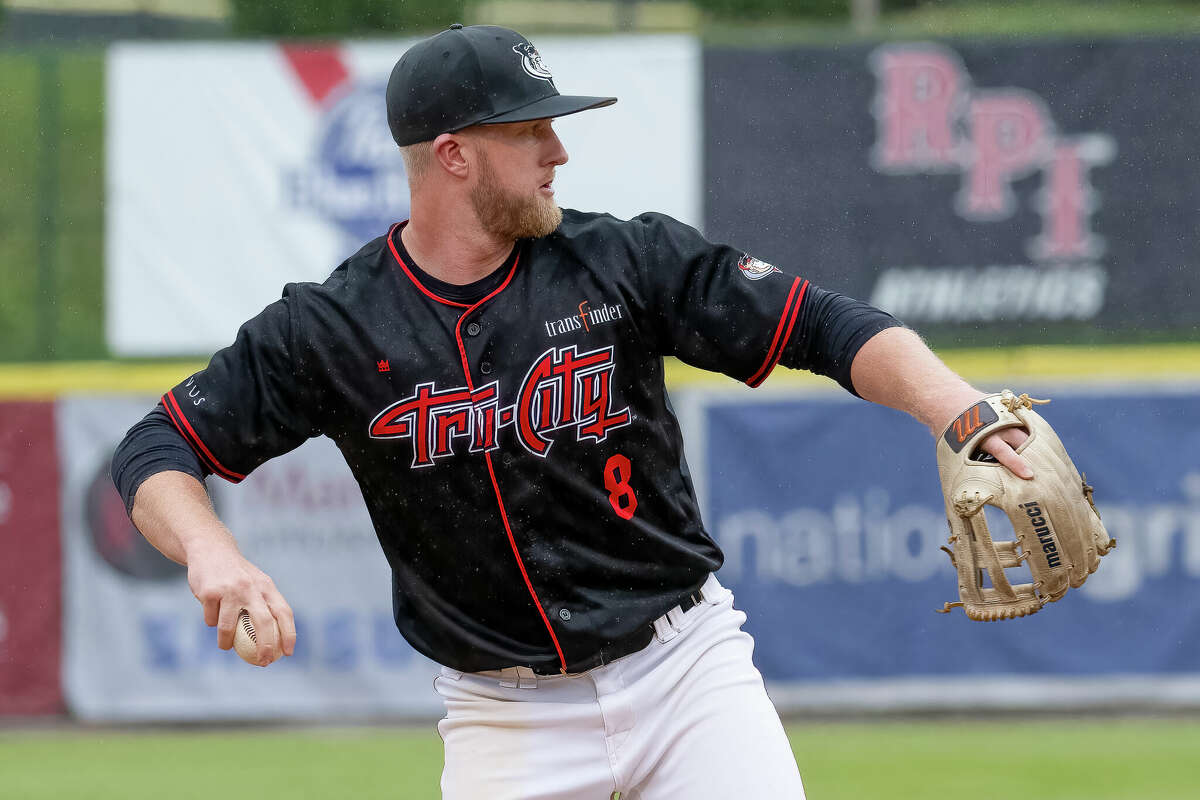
[
  {"x1": 0, "y1": 402, "x2": 63, "y2": 715},
  {"x1": 674, "y1": 385, "x2": 1200, "y2": 710},
  {"x1": 107, "y1": 36, "x2": 701, "y2": 357},
  {"x1": 705, "y1": 40, "x2": 1200, "y2": 346},
  {"x1": 58, "y1": 396, "x2": 443, "y2": 721}
]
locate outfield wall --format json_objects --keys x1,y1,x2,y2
[
  {"x1": 674, "y1": 381, "x2": 1200, "y2": 712},
  {"x1": 2, "y1": 356, "x2": 1199, "y2": 720},
  {"x1": 0, "y1": 403, "x2": 63, "y2": 715},
  {"x1": 3, "y1": 30, "x2": 1197, "y2": 719}
]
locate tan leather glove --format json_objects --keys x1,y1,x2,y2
[{"x1": 936, "y1": 390, "x2": 1115, "y2": 621}]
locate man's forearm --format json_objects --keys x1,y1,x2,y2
[
  {"x1": 848, "y1": 326, "x2": 984, "y2": 435},
  {"x1": 129, "y1": 469, "x2": 295, "y2": 663},
  {"x1": 130, "y1": 470, "x2": 239, "y2": 565}
]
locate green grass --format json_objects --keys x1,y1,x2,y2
[
  {"x1": 1, "y1": 719, "x2": 1197, "y2": 799},
  {"x1": 791, "y1": 719, "x2": 1200, "y2": 800}
]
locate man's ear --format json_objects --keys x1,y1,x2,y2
[{"x1": 432, "y1": 133, "x2": 470, "y2": 179}]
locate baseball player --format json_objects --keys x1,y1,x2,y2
[{"x1": 112, "y1": 24, "x2": 1033, "y2": 799}]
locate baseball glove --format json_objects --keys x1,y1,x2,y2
[{"x1": 935, "y1": 390, "x2": 1115, "y2": 621}]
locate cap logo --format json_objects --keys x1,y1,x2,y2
[{"x1": 513, "y1": 42, "x2": 553, "y2": 82}]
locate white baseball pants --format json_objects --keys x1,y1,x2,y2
[{"x1": 434, "y1": 574, "x2": 805, "y2": 799}]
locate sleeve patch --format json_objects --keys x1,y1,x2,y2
[{"x1": 737, "y1": 254, "x2": 782, "y2": 281}]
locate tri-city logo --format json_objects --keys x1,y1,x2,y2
[
  {"x1": 368, "y1": 345, "x2": 631, "y2": 466},
  {"x1": 543, "y1": 300, "x2": 625, "y2": 338}
]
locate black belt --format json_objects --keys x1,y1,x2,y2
[{"x1": 531, "y1": 587, "x2": 706, "y2": 677}]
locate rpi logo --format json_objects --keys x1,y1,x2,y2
[
  {"x1": 285, "y1": 80, "x2": 411, "y2": 246},
  {"x1": 869, "y1": 44, "x2": 1115, "y2": 262}
]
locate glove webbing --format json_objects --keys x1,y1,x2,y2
[{"x1": 938, "y1": 496, "x2": 1045, "y2": 621}]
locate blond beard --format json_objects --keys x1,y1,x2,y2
[{"x1": 470, "y1": 150, "x2": 562, "y2": 240}]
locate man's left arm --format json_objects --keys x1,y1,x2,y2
[{"x1": 849, "y1": 326, "x2": 1033, "y2": 479}]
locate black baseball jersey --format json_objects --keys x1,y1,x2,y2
[{"x1": 152, "y1": 210, "x2": 899, "y2": 674}]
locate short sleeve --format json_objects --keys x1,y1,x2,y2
[
  {"x1": 160, "y1": 286, "x2": 322, "y2": 482},
  {"x1": 637, "y1": 212, "x2": 813, "y2": 386}
]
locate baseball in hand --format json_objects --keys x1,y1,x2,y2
[{"x1": 233, "y1": 609, "x2": 281, "y2": 666}]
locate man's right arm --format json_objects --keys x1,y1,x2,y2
[
  {"x1": 113, "y1": 407, "x2": 296, "y2": 666},
  {"x1": 112, "y1": 290, "x2": 321, "y2": 666}
]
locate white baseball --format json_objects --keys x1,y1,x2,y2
[{"x1": 233, "y1": 609, "x2": 281, "y2": 666}]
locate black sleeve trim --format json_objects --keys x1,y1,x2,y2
[
  {"x1": 778, "y1": 285, "x2": 904, "y2": 397},
  {"x1": 111, "y1": 403, "x2": 212, "y2": 515}
]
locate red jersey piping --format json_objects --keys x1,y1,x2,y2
[
  {"x1": 161, "y1": 392, "x2": 247, "y2": 483},
  {"x1": 449, "y1": 264, "x2": 569, "y2": 674},
  {"x1": 386, "y1": 222, "x2": 470, "y2": 308},
  {"x1": 747, "y1": 278, "x2": 809, "y2": 388},
  {"x1": 387, "y1": 221, "x2": 519, "y2": 310}
]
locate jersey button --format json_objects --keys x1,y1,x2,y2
[
  {"x1": 466, "y1": 322, "x2": 481, "y2": 336},
  {"x1": 480, "y1": 360, "x2": 493, "y2": 374}
]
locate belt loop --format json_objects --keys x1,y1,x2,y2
[
  {"x1": 653, "y1": 614, "x2": 677, "y2": 643},
  {"x1": 665, "y1": 606, "x2": 686, "y2": 630},
  {"x1": 499, "y1": 667, "x2": 520, "y2": 688},
  {"x1": 516, "y1": 666, "x2": 538, "y2": 689}
]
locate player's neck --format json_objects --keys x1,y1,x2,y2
[{"x1": 400, "y1": 214, "x2": 515, "y2": 286}]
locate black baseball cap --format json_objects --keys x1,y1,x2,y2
[{"x1": 386, "y1": 24, "x2": 617, "y2": 147}]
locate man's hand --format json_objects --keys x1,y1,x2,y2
[
  {"x1": 187, "y1": 539, "x2": 296, "y2": 667},
  {"x1": 130, "y1": 470, "x2": 296, "y2": 667},
  {"x1": 980, "y1": 427, "x2": 1033, "y2": 479}
]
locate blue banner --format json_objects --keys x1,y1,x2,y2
[{"x1": 702, "y1": 388, "x2": 1200, "y2": 682}]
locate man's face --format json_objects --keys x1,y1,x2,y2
[{"x1": 465, "y1": 118, "x2": 569, "y2": 240}]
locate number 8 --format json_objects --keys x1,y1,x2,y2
[{"x1": 603, "y1": 454, "x2": 638, "y2": 520}]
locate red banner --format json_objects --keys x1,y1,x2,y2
[{"x1": 0, "y1": 402, "x2": 63, "y2": 715}]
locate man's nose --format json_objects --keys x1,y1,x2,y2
[{"x1": 546, "y1": 130, "x2": 569, "y2": 167}]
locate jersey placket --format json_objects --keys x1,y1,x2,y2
[
  {"x1": 386, "y1": 225, "x2": 569, "y2": 674},
  {"x1": 452, "y1": 274, "x2": 570, "y2": 674}
]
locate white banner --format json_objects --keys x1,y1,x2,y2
[
  {"x1": 59, "y1": 396, "x2": 443, "y2": 721},
  {"x1": 105, "y1": 36, "x2": 702, "y2": 356}
]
